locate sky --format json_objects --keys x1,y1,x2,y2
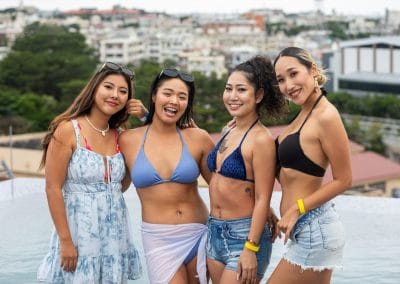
[{"x1": 1, "y1": 0, "x2": 400, "y2": 16}]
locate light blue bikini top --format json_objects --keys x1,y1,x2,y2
[{"x1": 130, "y1": 126, "x2": 199, "y2": 189}]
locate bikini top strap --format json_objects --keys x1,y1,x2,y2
[
  {"x1": 239, "y1": 119, "x2": 259, "y2": 147},
  {"x1": 176, "y1": 127, "x2": 185, "y2": 144},
  {"x1": 298, "y1": 94, "x2": 324, "y2": 132},
  {"x1": 139, "y1": 125, "x2": 151, "y2": 148}
]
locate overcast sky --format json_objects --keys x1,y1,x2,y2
[{"x1": 2, "y1": 0, "x2": 400, "y2": 16}]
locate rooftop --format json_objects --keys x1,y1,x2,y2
[{"x1": 339, "y1": 36, "x2": 400, "y2": 48}]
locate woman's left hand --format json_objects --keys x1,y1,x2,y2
[
  {"x1": 237, "y1": 249, "x2": 258, "y2": 283},
  {"x1": 126, "y1": 98, "x2": 148, "y2": 120},
  {"x1": 267, "y1": 207, "x2": 281, "y2": 242}
]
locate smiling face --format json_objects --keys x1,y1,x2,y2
[
  {"x1": 151, "y1": 78, "x2": 189, "y2": 124},
  {"x1": 92, "y1": 74, "x2": 129, "y2": 116},
  {"x1": 223, "y1": 71, "x2": 263, "y2": 118},
  {"x1": 274, "y1": 56, "x2": 317, "y2": 106}
]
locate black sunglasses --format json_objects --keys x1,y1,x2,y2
[
  {"x1": 99, "y1": 62, "x2": 135, "y2": 80},
  {"x1": 158, "y1": 68, "x2": 194, "y2": 83}
]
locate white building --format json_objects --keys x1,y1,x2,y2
[
  {"x1": 138, "y1": 26, "x2": 195, "y2": 64},
  {"x1": 328, "y1": 36, "x2": 400, "y2": 95},
  {"x1": 181, "y1": 49, "x2": 227, "y2": 78},
  {"x1": 228, "y1": 45, "x2": 258, "y2": 68},
  {"x1": 99, "y1": 29, "x2": 143, "y2": 65}
]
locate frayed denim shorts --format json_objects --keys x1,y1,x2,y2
[
  {"x1": 206, "y1": 216, "x2": 272, "y2": 279},
  {"x1": 283, "y1": 202, "x2": 345, "y2": 271}
]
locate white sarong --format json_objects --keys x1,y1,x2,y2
[{"x1": 141, "y1": 222, "x2": 208, "y2": 284}]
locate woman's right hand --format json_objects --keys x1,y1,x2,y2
[
  {"x1": 221, "y1": 118, "x2": 236, "y2": 135},
  {"x1": 60, "y1": 239, "x2": 78, "y2": 272}
]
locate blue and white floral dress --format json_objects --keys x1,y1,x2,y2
[{"x1": 38, "y1": 120, "x2": 142, "y2": 283}]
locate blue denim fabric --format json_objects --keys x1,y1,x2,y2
[
  {"x1": 284, "y1": 202, "x2": 345, "y2": 271},
  {"x1": 206, "y1": 216, "x2": 272, "y2": 279}
]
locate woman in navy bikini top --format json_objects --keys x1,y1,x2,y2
[{"x1": 205, "y1": 56, "x2": 286, "y2": 284}]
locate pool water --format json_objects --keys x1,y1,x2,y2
[{"x1": 1, "y1": 178, "x2": 399, "y2": 283}]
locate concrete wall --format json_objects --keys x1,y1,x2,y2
[{"x1": 0, "y1": 147, "x2": 44, "y2": 176}]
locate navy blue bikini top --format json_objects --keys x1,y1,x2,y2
[
  {"x1": 275, "y1": 93, "x2": 326, "y2": 177},
  {"x1": 131, "y1": 126, "x2": 199, "y2": 188},
  {"x1": 207, "y1": 120, "x2": 258, "y2": 182}
]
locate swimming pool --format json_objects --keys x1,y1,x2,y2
[{"x1": 1, "y1": 178, "x2": 399, "y2": 283}]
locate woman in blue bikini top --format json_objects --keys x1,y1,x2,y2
[{"x1": 119, "y1": 68, "x2": 215, "y2": 284}]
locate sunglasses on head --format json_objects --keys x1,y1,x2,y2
[
  {"x1": 158, "y1": 68, "x2": 194, "y2": 83},
  {"x1": 99, "y1": 62, "x2": 135, "y2": 80}
]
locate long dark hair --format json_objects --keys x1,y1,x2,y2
[
  {"x1": 40, "y1": 65, "x2": 134, "y2": 168},
  {"x1": 231, "y1": 55, "x2": 287, "y2": 118},
  {"x1": 145, "y1": 70, "x2": 195, "y2": 128}
]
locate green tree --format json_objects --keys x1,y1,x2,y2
[
  {"x1": 325, "y1": 21, "x2": 349, "y2": 40},
  {"x1": 192, "y1": 71, "x2": 229, "y2": 132},
  {"x1": 0, "y1": 22, "x2": 97, "y2": 100},
  {"x1": 13, "y1": 93, "x2": 58, "y2": 131},
  {"x1": 365, "y1": 123, "x2": 385, "y2": 154}
]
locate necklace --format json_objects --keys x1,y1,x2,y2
[{"x1": 85, "y1": 115, "x2": 109, "y2": 136}]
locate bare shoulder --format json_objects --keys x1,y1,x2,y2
[
  {"x1": 182, "y1": 127, "x2": 212, "y2": 141},
  {"x1": 253, "y1": 125, "x2": 274, "y2": 146},
  {"x1": 53, "y1": 120, "x2": 75, "y2": 146},
  {"x1": 318, "y1": 101, "x2": 343, "y2": 128},
  {"x1": 119, "y1": 125, "x2": 147, "y2": 145}
]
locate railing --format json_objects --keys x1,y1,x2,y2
[
  {"x1": 0, "y1": 160, "x2": 14, "y2": 180},
  {"x1": 341, "y1": 113, "x2": 400, "y2": 137}
]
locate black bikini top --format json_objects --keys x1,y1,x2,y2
[{"x1": 275, "y1": 92, "x2": 326, "y2": 177}]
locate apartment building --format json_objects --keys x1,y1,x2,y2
[
  {"x1": 327, "y1": 36, "x2": 400, "y2": 95},
  {"x1": 99, "y1": 29, "x2": 143, "y2": 65}
]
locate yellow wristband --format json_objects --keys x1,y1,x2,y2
[
  {"x1": 297, "y1": 198, "x2": 306, "y2": 215},
  {"x1": 244, "y1": 241, "x2": 260, "y2": 252}
]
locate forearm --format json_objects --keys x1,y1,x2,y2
[
  {"x1": 46, "y1": 188, "x2": 73, "y2": 243},
  {"x1": 247, "y1": 197, "x2": 270, "y2": 244},
  {"x1": 300, "y1": 178, "x2": 351, "y2": 213}
]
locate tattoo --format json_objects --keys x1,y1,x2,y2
[
  {"x1": 218, "y1": 138, "x2": 228, "y2": 154},
  {"x1": 245, "y1": 187, "x2": 252, "y2": 198}
]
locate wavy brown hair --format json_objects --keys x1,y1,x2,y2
[
  {"x1": 231, "y1": 55, "x2": 287, "y2": 119},
  {"x1": 40, "y1": 65, "x2": 134, "y2": 168}
]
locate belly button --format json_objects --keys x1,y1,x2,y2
[{"x1": 176, "y1": 210, "x2": 182, "y2": 216}]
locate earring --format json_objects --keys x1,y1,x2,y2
[{"x1": 314, "y1": 76, "x2": 319, "y2": 91}]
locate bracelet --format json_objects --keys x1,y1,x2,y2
[
  {"x1": 244, "y1": 241, "x2": 260, "y2": 252},
  {"x1": 297, "y1": 198, "x2": 306, "y2": 215},
  {"x1": 246, "y1": 238, "x2": 258, "y2": 246}
]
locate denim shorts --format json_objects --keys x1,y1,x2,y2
[
  {"x1": 206, "y1": 216, "x2": 272, "y2": 279},
  {"x1": 284, "y1": 202, "x2": 345, "y2": 271}
]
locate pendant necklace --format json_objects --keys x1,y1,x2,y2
[{"x1": 85, "y1": 115, "x2": 109, "y2": 137}]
